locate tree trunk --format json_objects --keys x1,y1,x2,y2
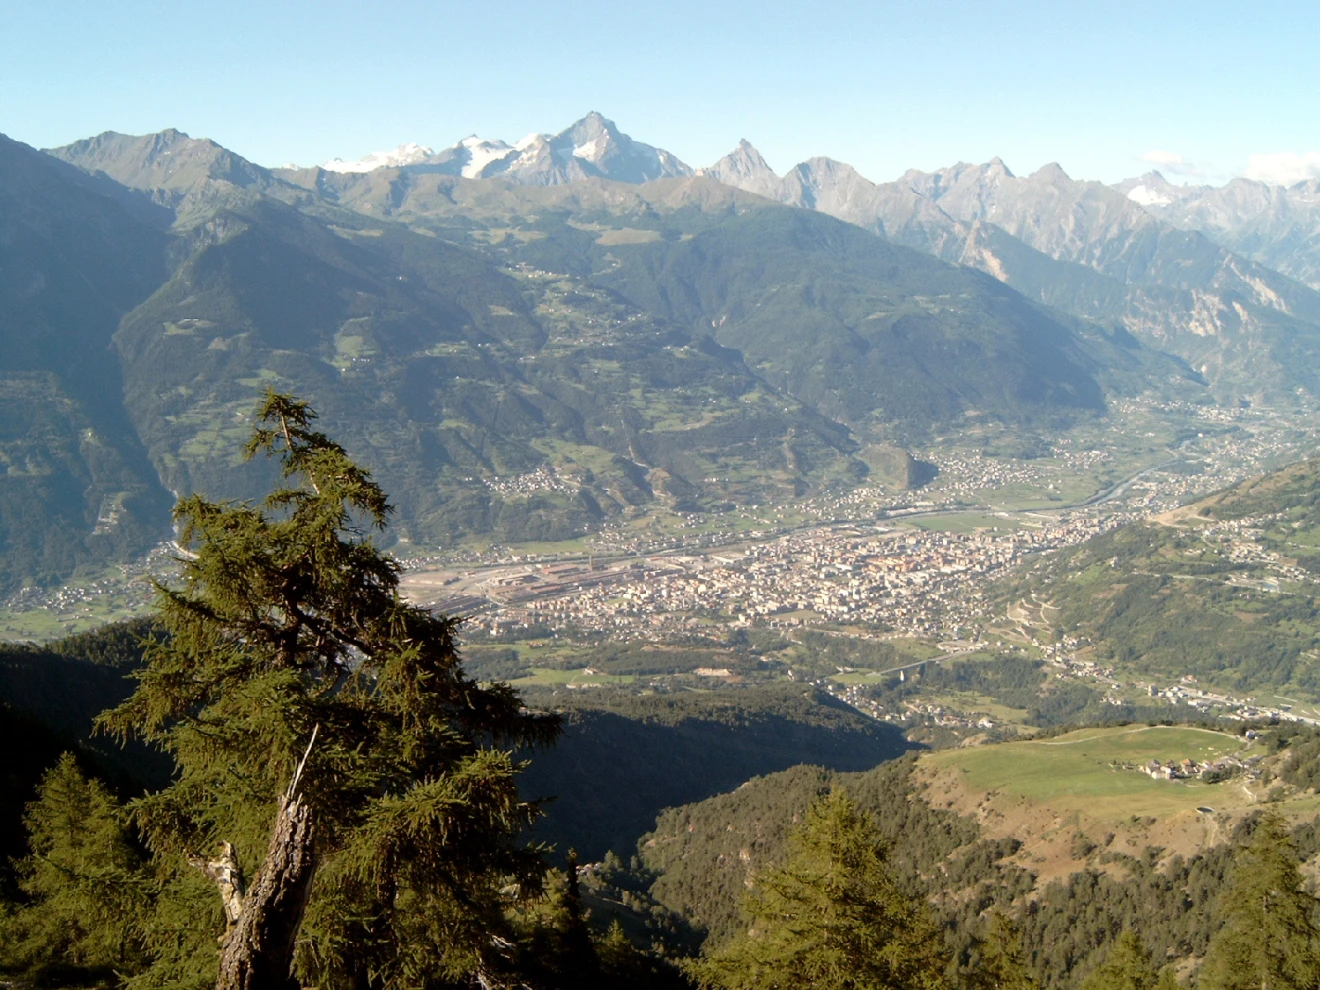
[
  {"x1": 216, "y1": 794, "x2": 317, "y2": 990},
  {"x1": 192, "y1": 841, "x2": 245, "y2": 929}
]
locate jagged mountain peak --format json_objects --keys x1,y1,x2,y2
[
  {"x1": 728, "y1": 139, "x2": 772, "y2": 166},
  {"x1": 699, "y1": 140, "x2": 779, "y2": 192},
  {"x1": 540, "y1": 111, "x2": 692, "y2": 182},
  {"x1": 556, "y1": 111, "x2": 623, "y2": 165},
  {"x1": 563, "y1": 110, "x2": 613, "y2": 143},
  {"x1": 1030, "y1": 162, "x2": 1072, "y2": 183}
]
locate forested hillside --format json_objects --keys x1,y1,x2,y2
[
  {"x1": 1001, "y1": 457, "x2": 1320, "y2": 694},
  {"x1": 630, "y1": 730, "x2": 1320, "y2": 990},
  {"x1": 518, "y1": 685, "x2": 909, "y2": 859},
  {"x1": 0, "y1": 137, "x2": 174, "y2": 589}
]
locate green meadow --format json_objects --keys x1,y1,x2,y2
[{"x1": 923, "y1": 725, "x2": 1257, "y2": 820}]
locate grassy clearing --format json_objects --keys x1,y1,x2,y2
[
  {"x1": 594, "y1": 228, "x2": 662, "y2": 246},
  {"x1": 922, "y1": 725, "x2": 1254, "y2": 822}
]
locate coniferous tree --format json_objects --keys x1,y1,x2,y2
[
  {"x1": 505, "y1": 852, "x2": 604, "y2": 989},
  {"x1": 90, "y1": 392, "x2": 561, "y2": 990},
  {"x1": 1, "y1": 755, "x2": 149, "y2": 982},
  {"x1": 970, "y1": 909, "x2": 1036, "y2": 990},
  {"x1": 1079, "y1": 932, "x2": 1166, "y2": 990},
  {"x1": 1199, "y1": 811, "x2": 1320, "y2": 990},
  {"x1": 692, "y1": 787, "x2": 948, "y2": 990}
]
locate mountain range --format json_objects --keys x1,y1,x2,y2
[
  {"x1": 3, "y1": 111, "x2": 1319, "y2": 590},
  {"x1": 320, "y1": 114, "x2": 1320, "y2": 293},
  {"x1": 1116, "y1": 170, "x2": 1320, "y2": 290},
  {"x1": 294, "y1": 115, "x2": 1320, "y2": 400},
  {"x1": 318, "y1": 112, "x2": 692, "y2": 186}
]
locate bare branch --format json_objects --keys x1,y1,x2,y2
[{"x1": 287, "y1": 724, "x2": 319, "y2": 802}]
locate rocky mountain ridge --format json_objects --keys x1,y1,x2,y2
[
  {"x1": 309, "y1": 116, "x2": 1320, "y2": 293},
  {"x1": 698, "y1": 142, "x2": 1320, "y2": 398},
  {"x1": 315, "y1": 111, "x2": 692, "y2": 186},
  {"x1": 288, "y1": 113, "x2": 1320, "y2": 399},
  {"x1": 1115, "y1": 170, "x2": 1320, "y2": 291}
]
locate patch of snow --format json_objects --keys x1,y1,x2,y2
[
  {"x1": 458, "y1": 136, "x2": 514, "y2": 178},
  {"x1": 573, "y1": 137, "x2": 603, "y2": 161},
  {"x1": 323, "y1": 142, "x2": 434, "y2": 173},
  {"x1": 515, "y1": 133, "x2": 544, "y2": 152},
  {"x1": 1127, "y1": 185, "x2": 1173, "y2": 207}
]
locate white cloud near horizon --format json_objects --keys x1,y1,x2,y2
[
  {"x1": 1244, "y1": 152, "x2": 1320, "y2": 186},
  {"x1": 1139, "y1": 150, "x2": 1204, "y2": 177}
]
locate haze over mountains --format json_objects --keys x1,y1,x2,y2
[
  {"x1": 311, "y1": 113, "x2": 1320, "y2": 394},
  {"x1": 320, "y1": 113, "x2": 1320, "y2": 289},
  {"x1": 4, "y1": 111, "x2": 1320, "y2": 591}
]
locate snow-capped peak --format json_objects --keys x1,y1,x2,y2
[
  {"x1": 456, "y1": 136, "x2": 515, "y2": 178},
  {"x1": 1115, "y1": 171, "x2": 1185, "y2": 208},
  {"x1": 315, "y1": 114, "x2": 690, "y2": 185},
  {"x1": 322, "y1": 142, "x2": 434, "y2": 173}
]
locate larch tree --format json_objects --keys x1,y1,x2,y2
[
  {"x1": 95, "y1": 392, "x2": 561, "y2": 990},
  {"x1": 1079, "y1": 932, "x2": 1173, "y2": 990},
  {"x1": 970, "y1": 909, "x2": 1036, "y2": 990},
  {"x1": 1199, "y1": 811, "x2": 1320, "y2": 990},
  {"x1": 692, "y1": 787, "x2": 948, "y2": 990},
  {"x1": 1, "y1": 754, "x2": 149, "y2": 982}
]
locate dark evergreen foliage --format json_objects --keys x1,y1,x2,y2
[
  {"x1": 692, "y1": 789, "x2": 949, "y2": 990},
  {"x1": 2, "y1": 755, "x2": 150, "y2": 983},
  {"x1": 1199, "y1": 811, "x2": 1320, "y2": 990},
  {"x1": 2, "y1": 395, "x2": 604, "y2": 990},
  {"x1": 1077, "y1": 932, "x2": 1172, "y2": 990}
]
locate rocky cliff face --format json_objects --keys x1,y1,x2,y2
[
  {"x1": 702, "y1": 143, "x2": 1320, "y2": 398},
  {"x1": 1122, "y1": 174, "x2": 1320, "y2": 291}
]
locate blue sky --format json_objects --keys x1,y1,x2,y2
[{"x1": 2, "y1": 0, "x2": 1316, "y2": 186}]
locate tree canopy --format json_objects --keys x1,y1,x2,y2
[
  {"x1": 1199, "y1": 811, "x2": 1320, "y2": 990},
  {"x1": 1078, "y1": 932, "x2": 1174, "y2": 990},
  {"x1": 692, "y1": 787, "x2": 948, "y2": 990},
  {"x1": 7, "y1": 393, "x2": 565, "y2": 990}
]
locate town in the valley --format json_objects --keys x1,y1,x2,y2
[
  {"x1": 390, "y1": 401, "x2": 1320, "y2": 732},
  {"x1": 7, "y1": 399, "x2": 1320, "y2": 733}
]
